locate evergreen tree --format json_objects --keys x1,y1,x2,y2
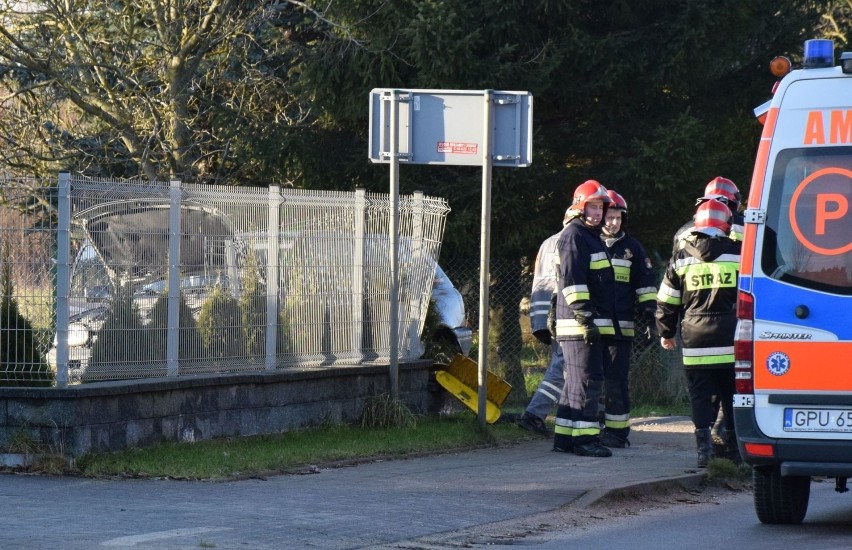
[
  {"x1": 88, "y1": 285, "x2": 153, "y2": 380},
  {"x1": 149, "y1": 290, "x2": 204, "y2": 361},
  {"x1": 0, "y1": 241, "x2": 52, "y2": 386},
  {"x1": 197, "y1": 286, "x2": 245, "y2": 360}
]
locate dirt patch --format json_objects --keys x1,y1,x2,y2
[{"x1": 373, "y1": 479, "x2": 750, "y2": 549}]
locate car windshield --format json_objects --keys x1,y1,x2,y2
[{"x1": 761, "y1": 146, "x2": 852, "y2": 293}]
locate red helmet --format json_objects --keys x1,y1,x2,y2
[
  {"x1": 693, "y1": 199, "x2": 732, "y2": 233},
  {"x1": 698, "y1": 176, "x2": 740, "y2": 208},
  {"x1": 606, "y1": 190, "x2": 627, "y2": 212},
  {"x1": 571, "y1": 180, "x2": 611, "y2": 210}
]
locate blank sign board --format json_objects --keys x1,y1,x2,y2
[{"x1": 368, "y1": 89, "x2": 533, "y2": 167}]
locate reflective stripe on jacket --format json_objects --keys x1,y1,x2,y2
[
  {"x1": 554, "y1": 218, "x2": 616, "y2": 340},
  {"x1": 656, "y1": 234, "x2": 741, "y2": 368}
]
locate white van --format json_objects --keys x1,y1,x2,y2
[{"x1": 734, "y1": 39, "x2": 852, "y2": 524}]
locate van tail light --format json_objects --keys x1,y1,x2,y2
[
  {"x1": 734, "y1": 291, "x2": 755, "y2": 394},
  {"x1": 743, "y1": 442, "x2": 775, "y2": 458}
]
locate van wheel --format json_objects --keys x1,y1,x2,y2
[{"x1": 753, "y1": 466, "x2": 810, "y2": 524}]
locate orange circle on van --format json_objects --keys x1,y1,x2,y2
[{"x1": 789, "y1": 167, "x2": 852, "y2": 256}]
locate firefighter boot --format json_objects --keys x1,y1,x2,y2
[
  {"x1": 723, "y1": 429, "x2": 742, "y2": 465},
  {"x1": 695, "y1": 428, "x2": 714, "y2": 468},
  {"x1": 574, "y1": 439, "x2": 613, "y2": 457}
]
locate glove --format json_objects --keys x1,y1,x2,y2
[
  {"x1": 574, "y1": 309, "x2": 600, "y2": 345},
  {"x1": 533, "y1": 329, "x2": 552, "y2": 346}
]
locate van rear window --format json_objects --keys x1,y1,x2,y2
[{"x1": 761, "y1": 146, "x2": 852, "y2": 294}]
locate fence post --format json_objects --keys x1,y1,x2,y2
[
  {"x1": 404, "y1": 191, "x2": 426, "y2": 355},
  {"x1": 265, "y1": 185, "x2": 281, "y2": 370},
  {"x1": 54, "y1": 173, "x2": 71, "y2": 388},
  {"x1": 167, "y1": 180, "x2": 181, "y2": 377},
  {"x1": 353, "y1": 189, "x2": 366, "y2": 362}
]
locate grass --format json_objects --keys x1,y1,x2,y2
[
  {"x1": 74, "y1": 412, "x2": 537, "y2": 480},
  {"x1": 631, "y1": 402, "x2": 691, "y2": 418},
  {"x1": 3, "y1": 356, "x2": 692, "y2": 481},
  {"x1": 24, "y1": 372, "x2": 690, "y2": 480},
  {"x1": 36, "y1": 400, "x2": 689, "y2": 479}
]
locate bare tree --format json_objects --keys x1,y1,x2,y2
[{"x1": 0, "y1": 0, "x2": 343, "y2": 183}]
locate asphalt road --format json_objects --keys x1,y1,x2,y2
[{"x1": 0, "y1": 417, "x2": 702, "y2": 549}]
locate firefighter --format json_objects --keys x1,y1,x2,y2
[
  {"x1": 517, "y1": 208, "x2": 571, "y2": 436},
  {"x1": 670, "y1": 176, "x2": 744, "y2": 453},
  {"x1": 672, "y1": 176, "x2": 745, "y2": 255},
  {"x1": 656, "y1": 199, "x2": 741, "y2": 467},
  {"x1": 552, "y1": 180, "x2": 616, "y2": 457},
  {"x1": 598, "y1": 190, "x2": 658, "y2": 448}
]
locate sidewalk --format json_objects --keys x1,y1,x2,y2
[{"x1": 0, "y1": 416, "x2": 705, "y2": 549}]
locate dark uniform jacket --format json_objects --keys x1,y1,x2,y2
[
  {"x1": 603, "y1": 231, "x2": 658, "y2": 340},
  {"x1": 656, "y1": 232, "x2": 741, "y2": 368},
  {"x1": 554, "y1": 218, "x2": 616, "y2": 340}
]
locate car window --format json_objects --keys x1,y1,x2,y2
[{"x1": 761, "y1": 146, "x2": 852, "y2": 293}]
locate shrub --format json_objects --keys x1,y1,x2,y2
[
  {"x1": 238, "y1": 247, "x2": 291, "y2": 363},
  {"x1": 240, "y1": 245, "x2": 266, "y2": 358},
  {"x1": 197, "y1": 285, "x2": 244, "y2": 359},
  {"x1": 149, "y1": 291, "x2": 203, "y2": 359},
  {"x1": 89, "y1": 285, "x2": 154, "y2": 367},
  {"x1": 0, "y1": 242, "x2": 52, "y2": 386}
]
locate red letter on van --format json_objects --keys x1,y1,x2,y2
[
  {"x1": 830, "y1": 110, "x2": 852, "y2": 144},
  {"x1": 815, "y1": 193, "x2": 848, "y2": 235},
  {"x1": 804, "y1": 111, "x2": 826, "y2": 145}
]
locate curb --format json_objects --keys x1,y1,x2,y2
[{"x1": 573, "y1": 472, "x2": 707, "y2": 509}]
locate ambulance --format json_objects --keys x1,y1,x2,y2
[{"x1": 734, "y1": 39, "x2": 852, "y2": 524}]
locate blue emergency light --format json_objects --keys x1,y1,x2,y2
[{"x1": 803, "y1": 39, "x2": 834, "y2": 68}]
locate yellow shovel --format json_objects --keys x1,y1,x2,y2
[{"x1": 435, "y1": 354, "x2": 512, "y2": 423}]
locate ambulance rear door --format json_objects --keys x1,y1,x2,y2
[{"x1": 749, "y1": 73, "x2": 852, "y2": 440}]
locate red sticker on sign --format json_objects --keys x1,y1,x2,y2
[{"x1": 437, "y1": 142, "x2": 478, "y2": 154}]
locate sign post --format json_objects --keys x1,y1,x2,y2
[
  {"x1": 369, "y1": 89, "x2": 532, "y2": 424},
  {"x1": 388, "y1": 90, "x2": 401, "y2": 397}
]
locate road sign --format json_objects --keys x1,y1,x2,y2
[
  {"x1": 368, "y1": 88, "x2": 533, "y2": 426},
  {"x1": 369, "y1": 89, "x2": 533, "y2": 167}
]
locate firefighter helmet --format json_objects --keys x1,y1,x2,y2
[
  {"x1": 698, "y1": 176, "x2": 740, "y2": 208},
  {"x1": 571, "y1": 180, "x2": 611, "y2": 210},
  {"x1": 606, "y1": 190, "x2": 628, "y2": 212},
  {"x1": 693, "y1": 199, "x2": 732, "y2": 234}
]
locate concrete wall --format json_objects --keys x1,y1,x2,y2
[{"x1": 0, "y1": 360, "x2": 439, "y2": 458}]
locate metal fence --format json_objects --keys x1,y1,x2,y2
[
  {"x1": 2, "y1": 174, "x2": 687, "y2": 402},
  {"x1": 1, "y1": 174, "x2": 450, "y2": 386}
]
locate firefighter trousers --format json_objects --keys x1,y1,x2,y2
[
  {"x1": 602, "y1": 338, "x2": 632, "y2": 440},
  {"x1": 554, "y1": 338, "x2": 604, "y2": 450},
  {"x1": 685, "y1": 368, "x2": 735, "y2": 430}
]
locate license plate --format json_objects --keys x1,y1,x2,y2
[{"x1": 783, "y1": 408, "x2": 852, "y2": 432}]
